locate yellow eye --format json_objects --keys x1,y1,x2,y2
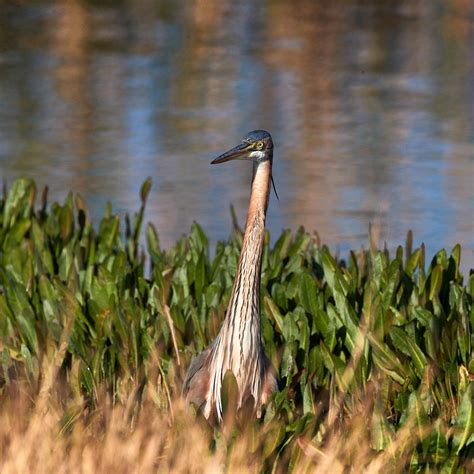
[{"x1": 256, "y1": 141, "x2": 264, "y2": 150}]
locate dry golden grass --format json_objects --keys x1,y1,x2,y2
[{"x1": 1, "y1": 366, "x2": 457, "y2": 474}]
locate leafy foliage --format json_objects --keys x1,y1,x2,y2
[{"x1": 0, "y1": 178, "x2": 472, "y2": 471}]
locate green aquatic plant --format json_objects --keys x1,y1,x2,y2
[{"x1": 0, "y1": 178, "x2": 472, "y2": 472}]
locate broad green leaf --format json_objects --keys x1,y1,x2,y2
[
  {"x1": 367, "y1": 333, "x2": 408, "y2": 384},
  {"x1": 194, "y1": 251, "x2": 206, "y2": 303},
  {"x1": 428, "y1": 264, "x2": 443, "y2": 301},
  {"x1": 264, "y1": 296, "x2": 284, "y2": 334},
  {"x1": 389, "y1": 326, "x2": 428, "y2": 378},
  {"x1": 298, "y1": 271, "x2": 319, "y2": 316},
  {"x1": 452, "y1": 384, "x2": 474, "y2": 454}
]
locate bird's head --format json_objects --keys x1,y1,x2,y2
[{"x1": 211, "y1": 130, "x2": 273, "y2": 165}]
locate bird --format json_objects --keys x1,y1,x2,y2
[{"x1": 183, "y1": 130, "x2": 278, "y2": 422}]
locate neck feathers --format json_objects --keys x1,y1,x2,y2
[
  {"x1": 248, "y1": 160, "x2": 272, "y2": 222},
  {"x1": 231, "y1": 158, "x2": 272, "y2": 324}
]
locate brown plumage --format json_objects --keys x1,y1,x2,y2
[{"x1": 183, "y1": 130, "x2": 278, "y2": 422}]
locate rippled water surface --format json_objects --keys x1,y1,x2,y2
[{"x1": 0, "y1": 0, "x2": 473, "y2": 270}]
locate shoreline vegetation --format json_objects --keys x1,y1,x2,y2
[{"x1": 0, "y1": 178, "x2": 472, "y2": 472}]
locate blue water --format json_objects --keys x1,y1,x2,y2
[{"x1": 0, "y1": 0, "x2": 472, "y2": 273}]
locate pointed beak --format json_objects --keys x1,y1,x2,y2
[{"x1": 211, "y1": 143, "x2": 249, "y2": 164}]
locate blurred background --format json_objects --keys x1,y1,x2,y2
[{"x1": 0, "y1": 0, "x2": 472, "y2": 271}]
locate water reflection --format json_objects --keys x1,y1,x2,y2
[{"x1": 0, "y1": 0, "x2": 472, "y2": 271}]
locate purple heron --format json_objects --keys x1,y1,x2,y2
[{"x1": 183, "y1": 130, "x2": 278, "y2": 422}]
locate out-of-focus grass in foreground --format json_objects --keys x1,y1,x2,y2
[{"x1": 0, "y1": 178, "x2": 472, "y2": 473}]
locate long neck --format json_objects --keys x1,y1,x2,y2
[
  {"x1": 206, "y1": 158, "x2": 272, "y2": 419},
  {"x1": 224, "y1": 158, "x2": 272, "y2": 341}
]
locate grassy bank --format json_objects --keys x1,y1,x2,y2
[{"x1": 0, "y1": 178, "x2": 472, "y2": 473}]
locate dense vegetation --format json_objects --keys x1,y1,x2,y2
[{"x1": 0, "y1": 178, "x2": 472, "y2": 472}]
